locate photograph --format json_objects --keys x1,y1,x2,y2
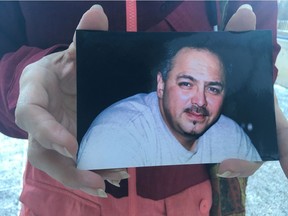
[{"x1": 76, "y1": 30, "x2": 278, "y2": 170}]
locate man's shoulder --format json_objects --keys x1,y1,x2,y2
[
  {"x1": 92, "y1": 92, "x2": 158, "y2": 125},
  {"x1": 208, "y1": 114, "x2": 244, "y2": 136},
  {"x1": 216, "y1": 115, "x2": 240, "y2": 128},
  {"x1": 106, "y1": 92, "x2": 156, "y2": 114}
]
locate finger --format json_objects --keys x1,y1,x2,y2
[
  {"x1": 28, "y1": 138, "x2": 107, "y2": 197},
  {"x1": 225, "y1": 4, "x2": 256, "y2": 32},
  {"x1": 217, "y1": 159, "x2": 263, "y2": 178},
  {"x1": 92, "y1": 169, "x2": 130, "y2": 187},
  {"x1": 77, "y1": 5, "x2": 108, "y2": 31},
  {"x1": 72, "y1": 4, "x2": 108, "y2": 44},
  {"x1": 95, "y1": 169, "x2": 130, "y2": 180}
]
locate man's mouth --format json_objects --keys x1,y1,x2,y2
[{"x1": 184, "y1": 104, "x2": 209, "y2": 117}]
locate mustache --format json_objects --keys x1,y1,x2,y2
[{"x1": 184, "y1": 104, "x2": 209, "y2": 116}]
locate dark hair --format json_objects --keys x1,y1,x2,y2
[{"x1": 156, "y1": 35, "x2": 226, "y2": 82}]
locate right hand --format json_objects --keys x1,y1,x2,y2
[{"x1": 15, "y1": 5, "x2": 128, "y2": 197}]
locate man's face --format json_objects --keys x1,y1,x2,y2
[{"x1": 157, "y1": 48, "x2": 225, "y2": 147}]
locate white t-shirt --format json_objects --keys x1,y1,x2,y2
[{"x1": 77, "y1": 92, "x2": 261, "y2": 170}]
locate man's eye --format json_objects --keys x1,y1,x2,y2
[
  {"x1": 178, "y1": 82, "x2": 192, "y2": 88},
  {"x1": 207, "y1": 87, "x2": 222, "y2": 95}
]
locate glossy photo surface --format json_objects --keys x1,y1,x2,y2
[{"x1": 76, "y1": 31, "x2": 277, "y2": 169}]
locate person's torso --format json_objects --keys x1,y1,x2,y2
[{"x1": 18, "y1": 1, "x2": 217, "y2": 48}]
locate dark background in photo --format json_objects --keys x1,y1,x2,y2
[{"x1": 76, "y1": 30, "x2": 278, "y2": 161}]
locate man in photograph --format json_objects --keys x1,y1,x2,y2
[{"x1": 77, "y1": 36, "x2": 261, "y2": 170}]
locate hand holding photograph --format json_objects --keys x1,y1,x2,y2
[{"x1": 76, "y1": 30, "x2": 278, "y2": 170}]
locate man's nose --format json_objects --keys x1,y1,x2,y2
[{"x1": 191, "y1": 88, "x2": 207, "y2": 107}]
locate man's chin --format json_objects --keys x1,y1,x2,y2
[
  {"x1": 183, "y1": 128, "x2": 202, "y2": 137},
  {"x1": 183, "y1": 125, "x2": 206, "y2": 137}
]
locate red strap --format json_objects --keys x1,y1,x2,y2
[
  {"x1": 126, "y1": 0, "x2": 137, "y2": 32},
  {"x1": 128, "y1": 168, "x2": 137, "y2": 216},
  {"x1": 126, "y1": 2, "x2": 137, "y2": 214}
]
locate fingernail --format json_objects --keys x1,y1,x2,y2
[
  {"x1": 91, "y1": 4, "x2": 103, "y2": 11},
  {"x1": 217, "y1": 171, "x2": 232, "y2": 177},
  {"x1": 217, "y1": 171, "x2": 240, "y2": 178},
  {"x1": 51, "y1": 144, "x2": 75, "y2": 160},
  {"x1": 120, "y1": 171, "x2": 130, "y2": 179},
  {"x1": 107, "y1": 179, "x2": 121, "y2": 187},
  {"x1": 96, "y1": 189, "x2": 108, "y2": 198},
  {"x1": 238, "y1": 4, "x2": 253, "y2": 11},
  {"x1": 81, "y1": 187, "x2": 108, "y2": 198}
]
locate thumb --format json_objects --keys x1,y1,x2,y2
[
  {"x1": 73, "y1": 5, "x2": 108, "y2": 43},
  {"x1": 225, "y1": 4, "x2": 256, "y2": 32}
]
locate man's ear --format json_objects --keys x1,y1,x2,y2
[{"x1": 157, "y1": 72, "x2": 165, "y2": 98}]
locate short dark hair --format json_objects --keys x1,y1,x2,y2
[{"x1": 157, "y1": 35, "x2": 226, "y2": 82}]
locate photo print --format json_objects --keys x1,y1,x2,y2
[{"x1": 76, "y1": 30, "x2": 278, "y2": 170}]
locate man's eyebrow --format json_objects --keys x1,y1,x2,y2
[
  {"x1": 176, "y1": 74, "x2": 196, "y2": 82},
  {"x1": 176, "y1": 74, "x2": 224, "y2": 88},
  {"x1": 207, "y1": 81, "x2": 224, "y2": 89}
]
